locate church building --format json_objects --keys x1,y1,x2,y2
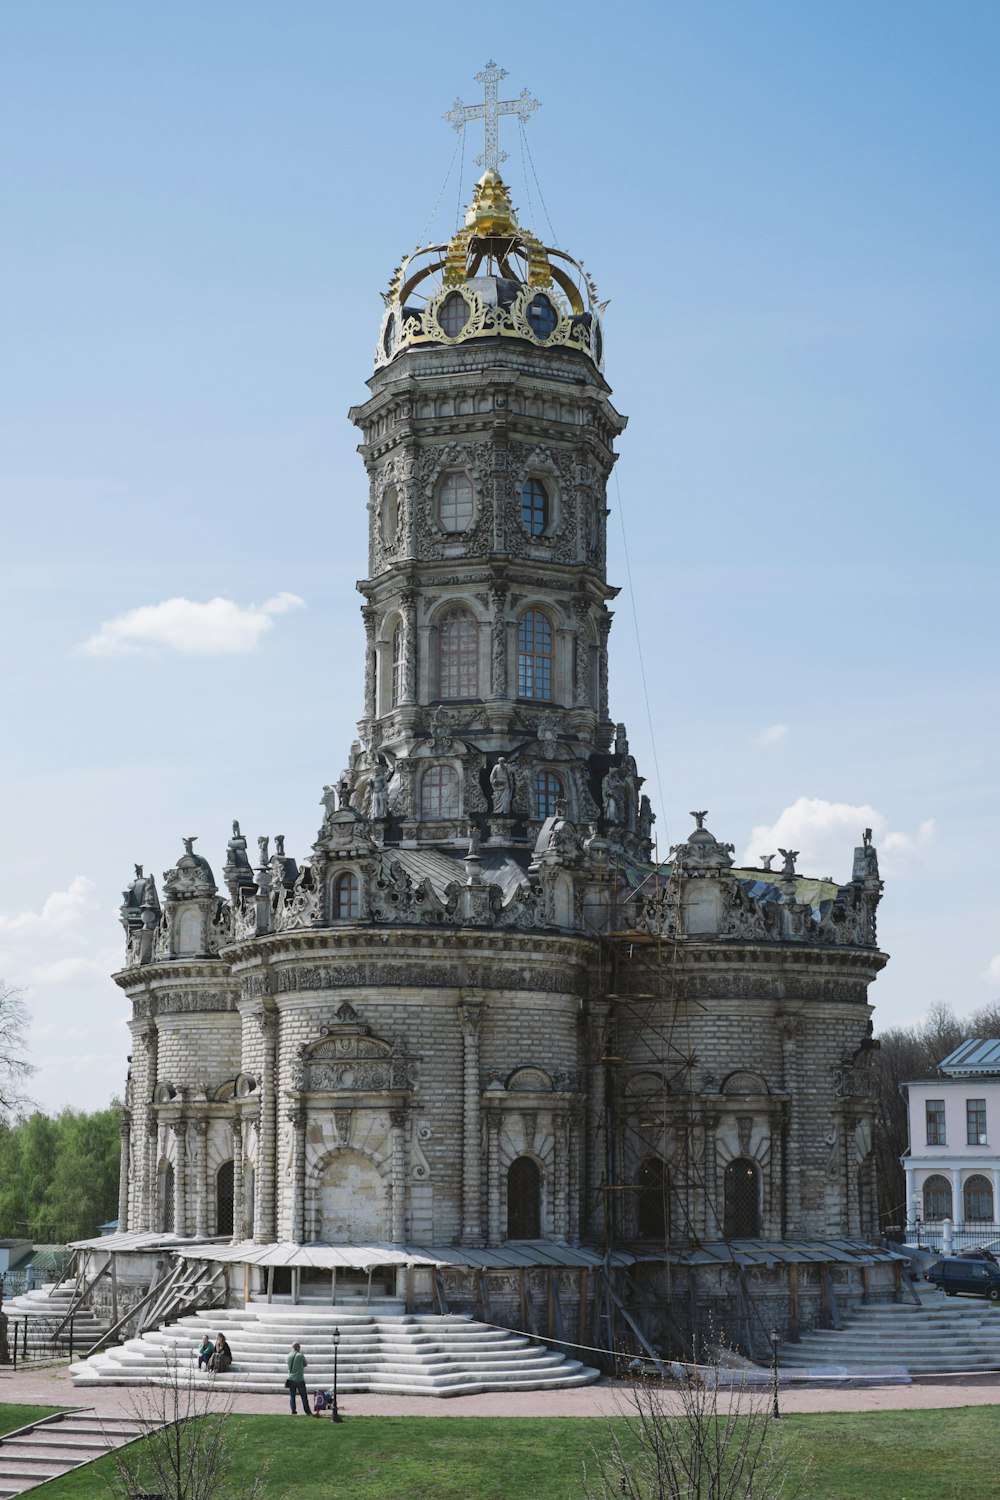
[{"x1": 108, "y1": 69, "x2": 897, "y2": 1360}]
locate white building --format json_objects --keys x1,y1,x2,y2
[{"x1": 903, "y1": 1039, "x2": 1000, "y2": 1247}]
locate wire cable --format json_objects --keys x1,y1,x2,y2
[
  {"x1": 519, "y1": 118, "x2": 559, "y2": 248},
  {"x1": 613, "y1": 466, "x2": 666, "y2": 834},
  {"x1": 413, "y1": 135, "x2": 462, "y2": 252}
]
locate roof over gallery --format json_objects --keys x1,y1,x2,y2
[{"x1": 938, "y1": 1038, "x2": 1000, "y2": 1076}]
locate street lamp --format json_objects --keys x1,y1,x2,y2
[
  {"x1": 769, "y1": 1326, "x2": 780, "y2": 1420},
  {"x1": 331, "y1": 1326, "x2": 343, "y2": 1422}
]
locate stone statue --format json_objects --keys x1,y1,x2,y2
[
  {"x1": 778, "y1": 848, "x2": 799, "y2": 877},
  {"x1": 370, "y1": 765, "x2": 388, "y2": 820},
  {"x1": 257, "y1": 835, "x2": 270, "y2": 865},
  {"x1": 134, "y1": 864, "x2": 143, "y2": 880},
  {"x1": 490, "y1": 757, "x2": 512, "y2": 814},
  {"x1": 638, "y1": 795, "x2": 654, "y2": 841},
  {"x1": 690, "y1": 811, "x2": 708, "y2": 831},
  {"x1": 759, "y1": 853, "x2": 774, "y2": 871},
  {"x1": 602, "y1": 767, "x2": 624, "y2": 824},
  {"x1": 182, "y1": 836, "x2": 196, "y2": 855},
  {"x1": 232, "y1": 820, "x2": 241, "y2": 838},
  {"x1": 321, "y1": 785, "x2": 338, "y2": 817},
  {"x1": 275, "y1": 834, "x2": 285, "y2": 857},
  {"x1": 337, "y1": 772, "x2": 353, "y2": 810}
]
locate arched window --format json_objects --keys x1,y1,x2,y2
[
  {"x1": 420, "y1": 765, "x2": 460, "y2": 820},
  {"x1": 636, "y1": 1158, "x2": 670, "y2": 1240},
  {"x1": 964, "y1": 1174, "x2": 993, "y2": 1222},
  {"x1": 507, "y1": 1157, "x2": 541, "y2": 1239},
  {"x1": 520, "y1": 478, "x2": 549, "y2": 536},
  {"x1": 723, "y1": 1157, "x2": 760, "y2": 1238},
  {"x1": 534, "y1": 769, "x2": 563, "y2": 820},
  {"x1": 438, "y1": 607, "x2": 479, "y2": 699},
  {"x1": 923, "y1": 1174, "x2": 952, "y2": 1222},
  {"x1": 436, "y1": 470, "x2": 474, "y2": 532},
  {"x1": 391, "y1": 621, "x2": 404, "y2": 707},
  {"x1": 438, "y1": 291, "x2": 470, "y2": 337},
  {"x1": 159, "y1": 1162, "x2": 175, "y2": 1235},
  {"x1": 333, "y1": 872, "x2": 359, "y2": 921},
  {"x1": 216, "y1": 1159, "x2": 235, "y2": 1237},
  {"x1": 517, "y1": 610, "x2": 553, "y2": 700}
]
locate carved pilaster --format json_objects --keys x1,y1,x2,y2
[
  {"x1": 255, "y1": 1010, "x2": 278, "y2": 1243},
  {"x1": 193, "y1": 1120, "x2": 209, "y2": 1238},
  {"x1": 553, "y1": 1113, "x2": 569, "y2": 1239},
  {"x1": 490, "y1": 587, "x2": 508, "y2": 698},
  {"x1": 117, "y1": 1116, "x2": 131, "y2": 1233},
  {"x1": 171, "y1": 1121, "x2": 188, "y2": 1236},
  {"x1": 573, "y1": 601, "x2": 591, "y2": 707},
  {"x1": 231, "y1": 1117, "x2": 244, "y2": 1243},
  {"x1": 362, "y1": 606, "x2": 378, "y2": 719},
  {"x1": 389, "y1": 1108, "x2": 407, "y2": 1242},
  {"x1": 780, "y1": 1014, "x2": 803, "y2": 1234},
  {"x1": 401, "y1": 591, "x2": 417, "y2": 704},
  {"x1": 598, "y1": 615, "x2": 611, "y2": 722},
  {"x1": 486, "y1": 1112, "x2": 501, "y2": 1244},
  {"x1": 288, "y1": 1106, "x2": 307, "y2": 1245},
  {"x1": 567, "y1": 1109, "x2": 581, "y2": 1245},
  {"x1": 459, "y1": 1003, "x2": 484, "y2": 1245}
]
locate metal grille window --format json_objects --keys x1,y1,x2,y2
[
  {"x1": 926, "y1": 1099, "x2": 947, "y2": 1146},
  {"x1": 507, "y1": 1157, "x2": 541, "y2": 1239},
  {"x1": 636, "y1": 1159, "x2": 670, "y2": 1240},
  {"x1": 723, "y1": 1157, "x2": 760, "y2": 1238},
  {"x1": 964, "y1": 1174, "x2": 994, "y2": 1222},
  {"x1": 517, "y1": 610, "x2": 553, "y2": 700},
  {"x1": 333, "y1": 872, "x2": 359, "y2": 920},
  {"x1": 216, "y1": 1159, "x2": 234, "y2": 1237},
  {"x1": 923, "y1": 1174, "x2": 952, "y2": 1221},
  {"x1": 420, "y1": 765, "x2": 460, "y2": 820},
  {"x1": 520, "y1": 478, "x2": 549, "y2": 536},
  {"x1": 436, "y1": 470, "x2": 474, "y2": 531},
  {"x1": 160, "y1": 1163, "x2": 175, "y2": 1235},
  {"x1": 967, "y1": 1098, "x2": 987, "y2": 1146},
  {"x1": 391, "y1": 622, "x2": 404, "y2": 707},
  {"x1": 438, "y1": 608, "x2": 479, "y2": 699},
  {"x1": 533, "y1": 769, "x2": 563, "y2": 820}
]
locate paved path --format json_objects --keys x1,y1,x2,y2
[{"x1": 5, "y1": 1364, "x2": 1000, "y2": 1418}]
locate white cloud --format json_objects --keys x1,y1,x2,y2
[
  {"x1": 0, "y1": 875, "x2": 97, "y2": 938},
  {"x1": 756, "y1": 723, "x2": 788, "y2": 746},
  {"x1": 740, "y1": 797, "x2": 934, "y2": 880},
  {"x1": 78, "y1": 592, "x2": 305, "y2": 657},
  {"x1": 982, "y1": 954, "x2": 1000, "y2": 986}
]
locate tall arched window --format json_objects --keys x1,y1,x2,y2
[
  {"x1": 723, "y1": 1157, "x2": 760, "y2": 1238},
  {"x1": 964, "y1": 1174, "x2": 993, "y2": 1222},
  {"x1": 520, "y1": 478, "x2": 549, "y2": 536},
  {"x1": 332, "y1": 872, "x2": 359, "y2": 920},
  {"x1": 438, "y1": 608, "x2": 479, "y2": 700},
  {"x1": 436, "y1": 471, "x2": 474, "y2": 532},
  {"x1": 420, "y1": 765, "x2": 460, "y2": 820},
  {"x1": 534, "y1": 769, "x2": 563, "y2": 820},
  {"x1": 216, "y1": 1159, "x2": 235, "y2": 1237},
  {"x1": 517, "y1": 610, "x2": 553, "y2": 700},
  {"x1": 391, "y1": 621, "x2": 404, "y2": 707},
  {"x1": 923, "y1": 1174, "x2": 952, "y2": 1221},
  {"x1": 507, "y1": 1157, "x2": 541, "y2": 1239},
  {"x1": 159, "y1": 1162, "x2": 175, "y2": 1234},
  {"x1": 636, "y1": 1158, "x2": 670, "y2": 1240}
]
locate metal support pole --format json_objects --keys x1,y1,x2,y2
[
  {"x1": 769, "y1": 1327, "x2": 780, "y2": 1420},
  {"x1": 331, "y1": 1326, "x2": 343, "y2": 1422}
]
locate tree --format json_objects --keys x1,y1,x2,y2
[
  {"x1": 0, "y1": 1104, "x2": 122, "y2": 1242},
  {"x1": 583, "y1": 1354, "x2": 803, "y2": 1500},
  {"x1": 0, "y1": 980, "x2": 34, "y2": 1121}
]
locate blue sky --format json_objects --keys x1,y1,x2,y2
[{"x1": 2, "y1": 1, "x2": 998, "y2": 1111}]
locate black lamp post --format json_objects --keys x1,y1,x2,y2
[
  {"x1": 331, "y1": 1326, "x2": 343, "y2": 1422},
  {"x1": 769, "y1": 1326, "x2": 780, "y2": 1420}
]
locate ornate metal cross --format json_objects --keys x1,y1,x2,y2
[{"x1": 444, "y1": 61, "x2": 540, "y2": 172}]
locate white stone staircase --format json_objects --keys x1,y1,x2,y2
[
  {"x1": 69, "y1": 1302, "x2": 601, "y2": 1395},
  {"x1": 2, "y1": 1282, "x2": 110, "y2": 1353},
  {"x1": 0, "y1": 1412, "x2": 149, "y2": 1498},
  {"x1": 777, "y1": 1283, "x2": 1000, "y2": 1376}
]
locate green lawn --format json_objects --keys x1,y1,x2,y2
[
  {"x1": 0, "y1": 1404, "x2": 64, "y2": 1438},
  {"x1": 15, "y1": 1408, "x2": 1000, "y2": 1499}
]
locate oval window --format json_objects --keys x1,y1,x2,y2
[
  {"x1": 527, "y1": 295, "x2": 558, "y2": 339},
  {"x1": 438, "y1": 292, "x2": 471, "y2": 338}
]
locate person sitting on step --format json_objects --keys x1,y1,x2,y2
[
  {"x1": 196, "y1": 1333, "x2": 215, "y2": 1371},
  {"x1": 210, "y1": 1332, "x2": 232, "y2": 1373}
]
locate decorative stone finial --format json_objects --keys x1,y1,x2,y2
[
  {"x1": 778, "y1": 848, "x2": 799, "y2": 877},
  {"x1": 690, "y1": 811, "x2": 708, "y2": 831},
  {"x1": 759, "y1": 854, "x2": 774, "y2": 871},
  {"x1": 182, "y1": 836, "x2": 197, "y2": 855}
]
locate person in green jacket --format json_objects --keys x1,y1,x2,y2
[
  {"x1": 286, "y1": 1341, "x2": 311, "y2": 1414},
  {"x1": 196, "y1": 1333, "x2": 215, "y2": 1371}
]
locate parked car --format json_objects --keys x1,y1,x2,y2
[{"x1": 925, "y1": 1256, "x2": 1000, "y2": 1300}]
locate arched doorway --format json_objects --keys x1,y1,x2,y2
[
  {"x1": 636, "y1": 1158, "x2": 670, "y2": 1240},
  {"x1": 216, "y1": 1159, "x2": 234, "y2": 1237},
  {"x1": 319, "y1": 1149, "x2": 389, "y2": 1242},
  {"x1": 507, "y1": 1157, "x2": 541, "y2": 1239},
  {"x1": 723, "y1": 1157, "x2": 760, "y2": 1238}
]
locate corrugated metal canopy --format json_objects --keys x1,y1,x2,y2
[{"x1": 179, "y1": 1239, "x2": 635, "y2": 1271}]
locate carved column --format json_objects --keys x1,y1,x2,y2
[
  {"x1": 362, "y1": 606, "x2": 378, "y2": 720},
  {"x1": 255, "y1": 1011, "x2": 278, "y2": 1243},
  {"x1": 194, "y1": 1120, "x2": 209, "y2": 1237},
  {"x1": 486, "y1": 1111, "x2": 501, "y2": 1244},
  {"x1": 232, "y1": 1117, "x2": 244, "y2": 1243},
  {"x1": 951, "y1": 1167, "x2": 964, "y2": 1227},
  {"x1": 117, "y1": 1115, "x2": 131, "y2": 1232},
  {"x1": 171, "y1": 1121, "x2": 187, "y2": 1236},
  {"x1": 145, "y1": 1110, "x2": 158, "y2": 1233},
  {"x1": 459, "y1": 1002, "x2": 484, "y2": 1245},
  {"x1": 553, "y1": 1113, "x2": 569, "y2": 1239},
  {"x1": 780, "y1": 1016, "x2": 803, "y2": 1234},
  {"x1": 401, "y1": 592, "x2": 417, "y2": 704},
  {"x1": 567, "y1": 1109, "x2": 581, "y2": 1245},
  {"x1": 573, "y1": 601, "x2": 591, "y2": 708},
  {"x1": 390, "y1": 1109, "x2": 407, "y2": 1242},
  {"x1": 597, "y1": 616, "x2": 611, "y2": 722},
  {"x1": 288, "y1": 1107, "x2": 307, "y2": 1244},
  {"x1": 490, "y1": 587, "x2": 508, "y2": 699}
]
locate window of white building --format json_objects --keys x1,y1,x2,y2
[{"x1": 925, "y1": 1099, "x2": 946, "y2": 1146}]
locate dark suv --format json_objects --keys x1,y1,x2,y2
[{"x1": 925, "y1": 1256, "x2": 1000, "y2": 1300}]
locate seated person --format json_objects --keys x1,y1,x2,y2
[
  {"x1": 210, "y1": 1332, "x2": 232, "y2": 1372},
  {"x1": 197, "y1": 1334, "x2": 215, "y2": 1371}
]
